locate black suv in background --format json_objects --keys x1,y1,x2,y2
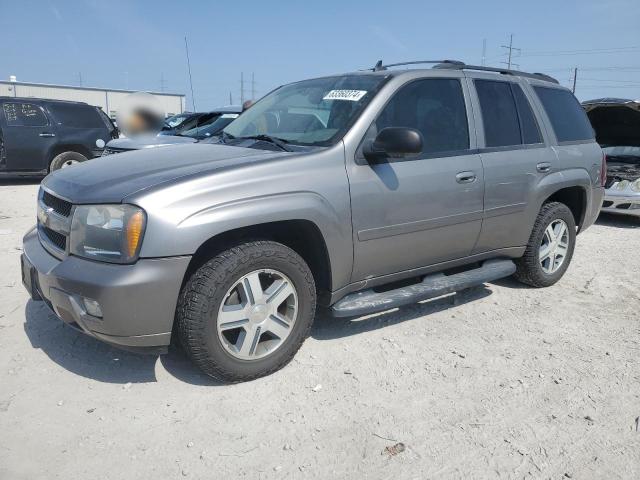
[{"x1": 0, "y1": 97, "x2": 117, "y2": 175}]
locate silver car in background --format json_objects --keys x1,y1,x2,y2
[{"x1": 584, "y1": 98, "x2": 640, "y2": 217}]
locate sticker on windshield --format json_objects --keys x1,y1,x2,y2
[{"x1": 323, "y1": 90, "x2": 368, "y2": 101}]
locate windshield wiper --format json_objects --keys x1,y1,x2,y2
[{"x1": 236, "y1": 134, "x2": 291, "y2": 152}]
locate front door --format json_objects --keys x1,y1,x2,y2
[
  {"x1": 0, "y1": 101, "x2": 56, "y2": 171},
  {"x1": 347, "y1": 77, "x2": 484, "y2": 281}
]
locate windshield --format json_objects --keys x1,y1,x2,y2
[
  {"x1": 604, "y1": 145, "x2": 640, "y2": 162},
  {"x1": 223, "y1": 74, "x2": 388, "y2": 146},
  {"x1": 164, "y1": 113, "x2": 190, "y2": 128},
  {"x1": 182, "y1": 113, "x2": 239, "y2": 139}
]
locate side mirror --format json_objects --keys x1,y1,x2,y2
[{"x1": 363, "y1": 127, "x2": 423, "y2": 161}]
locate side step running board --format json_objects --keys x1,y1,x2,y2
[{"x1": 331, "y1": 259, "x2": 516, "y2": 318}]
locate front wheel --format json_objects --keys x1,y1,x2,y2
[
  {"x1": 176, "y1": 241, "x2": 316, "y2": 382},
  {"x1": 49, "y1": 151, "x2": 88, "y2": 171},
  {"x1": 514, "y1": 202, "x2": 577, "y2": 287}
]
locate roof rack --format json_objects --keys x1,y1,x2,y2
[{"x1": 371, "y1": 59, "x2": 559, "y2": 84}]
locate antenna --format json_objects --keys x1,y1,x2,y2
[
  {"x1": 240, "y1": 72, "x2": 245, "y2": 105},
  {"x1": 184, "y1": 36, "x2": 196, "y2": 111}
]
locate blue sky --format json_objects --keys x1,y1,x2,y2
[{"x1": 1, "y1": 0, "x2": 639, "y2": 110}]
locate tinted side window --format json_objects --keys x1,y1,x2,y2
[
  {"x1": 2, "y1": 103, "x2": 48, "y2": 127},
  {"x1": 533, "y1": 87, "x2": 594, "y2": 142},
  {"x1": 475, "y1": 80, "x2": 521, "y2": 147},
  {"x1": 512, "y1": 85, "x2": 542, "y2": 144},
  {"x1": 48, "y1": 104, "x2": 104, "y2": 128},
  {"x1": 375, "y1": 78, "x2": 469, "y2": 155}
]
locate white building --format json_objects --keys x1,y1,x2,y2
[{"x1": 0, "y1": 77, "x2": 186, "y2": 118}]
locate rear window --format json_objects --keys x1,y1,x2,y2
[
  {"x1": 533, "y1": 87, "x2": 594, "y2": 143},
  {"x1": 2, "y1": 102, "x2": 48, "y2": 127},
  {"x1": 48, "y1": 103, "x2": 105, "y2": 128}
]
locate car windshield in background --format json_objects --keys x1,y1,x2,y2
[
  {"x1": 603, "y1": 145, "x2": 640, "y2": 163},
  {"x1": 182, "y1": 113, "x2": 239, "y2": 139},
  {"x1": 164, "y1": 114, "x2": 190, "y2": 128},
  {"x1": 223, "y1": 75, "x2": 388, "y2": 146}
]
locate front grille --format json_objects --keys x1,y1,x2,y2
[
  {"x1": 40, "y1": 225, "x2": 66, "y2": 251},
  {"x1": 42, "y1": 191, "x2": 72, "y2": 217}
]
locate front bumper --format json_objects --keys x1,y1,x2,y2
[
  {"x1": 601, "y1": 189, "x2": 640, "y2": 217},
  {"x1": 21, "y1": 227, "x2": 191, "y2": 353}
]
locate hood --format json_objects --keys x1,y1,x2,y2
[
  {"x1": 583, "y1": 98, "x2": 640, "y2": 147},
  {"x1": 106, "y1": 135, "x2": 197, "y2": 150},
  {"x1": 43, "y1": 143, "x2": 289, "y2": 204}
]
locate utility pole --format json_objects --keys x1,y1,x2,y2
[
  {"x1": 251, "y1": 72, "x2": 255, "y2": 101},
  {"x1": 229, "y1": 91, "x2": 233, "y2": 105},
  {"x1": 572, "y1": 67, "x2": 578, "y2": 93},
  {"x1": 501, "y1": 34, "x2": 521, "y2": 69},
  {"x1": 78, "y1": 72, "x2": 83, "y2": 87},
  {"x1": 240, "y1": 72, "x2": 245, "y2": 105},
  {"x1": 184, "y1": 36, "x2": 196, "y2": 111},
  {"x1": 481, "y1": 39, "x2": 487, "y2": 66}
]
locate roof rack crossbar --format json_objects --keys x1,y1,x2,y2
[{"x1": 371, "y1": 59, "x2": 559, "y2": 84}]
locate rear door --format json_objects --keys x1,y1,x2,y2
[
  {"x1": 0, "y1": 101, "x2": 56, "y2": 171},
  {"x1": 468, "y1": 77, "x2": 553, "y2": 252},
  {"x1": 348, "y1": 76, "x2": 484, "y2": 280}
]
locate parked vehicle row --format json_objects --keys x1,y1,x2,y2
[
  {"x1": 21, "y1": 60, "x2": 605, "y2": 381},
  {"x1": 102, "y1": 106, "x2": 241, "y2": 155}
]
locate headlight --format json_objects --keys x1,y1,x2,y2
[
  {"x1": 70, "y1": 204, "x2": 146, "y2": 263},
  {"x1": 630, "y1": 178, "x2": 640, "y2": 192},
  {"x1": 616, "y1": 180, "x2": 629, "y2": 191}
]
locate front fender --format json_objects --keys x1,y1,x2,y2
[{"x1": 138, "y1": 190, "x2": 353, "y2": 291}]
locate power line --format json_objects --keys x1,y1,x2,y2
[
  {"x1": 500, "y1": 34, "x2": 520, "y2": 69},
  {"x1": 520, "y1": 46, "x2": 640, "y2": 57}
]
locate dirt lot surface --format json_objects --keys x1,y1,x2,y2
[{"x1": 1, "y1": 180, "x2": 639, "y2": 479}]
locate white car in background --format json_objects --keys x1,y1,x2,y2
[
  {"x1": 583, "y1": 98, "x2": 640, "y2": 218},
  {"x1": 102, "y1": 106, "x2": 241, "y2": 155}
]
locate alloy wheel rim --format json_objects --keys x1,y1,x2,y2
[
  {"x1": 539, "y1": 219, "x2": 569, "y2": 274},
  {"x1": 216, "y1": 269, "x2": 298, "y2": 360},
  {"x1": 61, "y1": 160, "x2": 78, "y2": 168}
]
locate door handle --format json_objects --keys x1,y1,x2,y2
[
  {"x1": 536, "y1": 162, "x2": 551, "y2": 173},
  {"x1": 39, "y1": 133, "x2": 56, "y2": 137},
  {"x1": 456, "y1": 171, "x2": 477, "y2": 184}
]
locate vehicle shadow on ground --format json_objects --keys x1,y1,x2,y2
[
  {"x1": 23, "y1": 300, "x2": 225, "y2": 386},
  {"x1": 311, "y1": 285, "x2": 492, "y2": 340},
  {"x1": 0, "y1": 178, "x2": 42, "y2": 187},
  {"x1": 23, "y1": 287, "x2": 493, "y2": 385},
  {"x1": 596, "y1": 212, "x2": 639, "y2": 229}
]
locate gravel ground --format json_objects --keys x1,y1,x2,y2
[{"x1": 1, "y1": 180, "x2": 639, "y2": 479}]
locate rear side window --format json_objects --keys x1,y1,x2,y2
[
  {"x1": 533, "y1": 87, "x2": 594, "y2": 142},
  {"x1": 375, "y1": 78, "x2": 469, "y2": 155},
  {"x1": 512, "y1": 85, "x2": 542, "y2": 144},
  {"x1": 2, "y1": 103, "x2": 48, "y2": 127},
  {"x1": 48, "y1": 103, "x2": 104, "y2": 128},
  {"x1": 475, "y1": 80, "x2": 521, "y2": 147}
]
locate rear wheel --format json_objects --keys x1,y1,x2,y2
[
  {"x1": 514, "y1": 202, "x2": 577, "y2": 287},
  {"x1": 49, "y1": 151, "x2": 87, "y2": 171},
  {"x1": 176, "y1": 241, "x2": 316, "y2": 382}
]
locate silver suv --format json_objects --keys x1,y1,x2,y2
[{"x1": 21, "y1": 60, "x2": 605, "y2": 381}]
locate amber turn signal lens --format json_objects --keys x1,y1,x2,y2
[{"x1": 125, "y1": 210, "x2": 145, "y2": 258}]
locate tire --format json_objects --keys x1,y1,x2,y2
[
  {"x1": 49, "y1": 151, "x2": 88, "y2": 171},
  {"x1": 176, "y1": 240, "x2": 316, "y2": 382},
  {"x1": 514, "y1": 202, "x2": 577, "y2": 287}
]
